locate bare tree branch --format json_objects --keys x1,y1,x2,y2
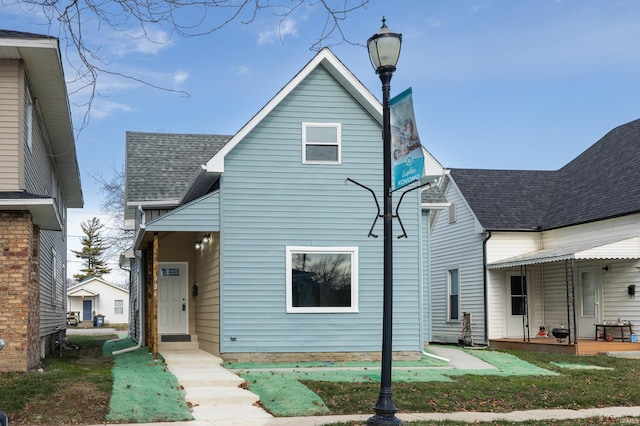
[{"x1": 3, "y1": 0, "x2": 370, "y2": 132}]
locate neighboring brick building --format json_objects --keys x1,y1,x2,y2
[{"x1": 0, "y1": 30, "x2": 83, "y2": 372}]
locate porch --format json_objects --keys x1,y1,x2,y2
[{"x1": 490, "y1": 337, "x2": 640, "y2": 355}]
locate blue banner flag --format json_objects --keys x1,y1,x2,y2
[{"x1": 390, "y1": 88, "x2": 424, "y2": 190}]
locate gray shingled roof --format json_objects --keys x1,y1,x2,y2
[
  {"x1": 450, "y1": 118, "x2": 640, "y2": 231},
  {"x1": 126, "y1": 131, "x2": 232, "y2": 202},
  {"x1": 0, "y1": 29, "x2": 55, "y2": 39},
  {"x1": 450, "y1": 168, "x2": 557, "y2": 230},
  {"x1": 421, "y1": 186, "x2": 448, "y2": 205}
]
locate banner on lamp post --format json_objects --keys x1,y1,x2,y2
[{"x1": 390, "y1": 88, "x2": 424, "y2": 190}]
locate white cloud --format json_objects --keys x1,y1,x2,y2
[
  {"x1": 90, "y1": 100, "x2": 134, "y2": 120},
  {"x1": 173, "y1": 70, "x2": 189, "y2": 86},
  {"x1": 257, "y1": 18, "x2": 298, "y2": 45},
  {"x1": 110, "y1": 28, "x2": 174, "y2": 56},
  {"x1": 233, "y1": 65, "x2": 251, "y2": 75}
]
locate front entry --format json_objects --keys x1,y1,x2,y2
[
  {"x1": 577, "y1": 266, "x2": 600, "y2": 338},
  {"x1": 82, "y1": 300, "x2": 92, "y2": 321},
  {"x1": 506, "y1": 273, "x2": 528, "y2": 338},
  {"x1": 158, "y1": 263, "x2": 188, "y2": 334}
]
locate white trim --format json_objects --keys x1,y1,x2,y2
[
  {"x1": 302, "y1": 122, "x2": 342, "y2": 164},
  {"x1": 126, "y1": 199, "x2": 181, "y2": 207},
  {"x1": 205, "y1": 48, "x2": 382, "y2": 174},
  {"x1": 285, "y1": 246, "x2": 359, "y2": 314},
  {"x1": 447, "y1": 267, "x2": 460, "y2": 321}
]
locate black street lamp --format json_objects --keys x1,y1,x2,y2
[{"x1": 366, "y1": 18, "x2": 402, "y2": 426}]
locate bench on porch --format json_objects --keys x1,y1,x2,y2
[{"x1": 595, "y1": 323, "x2": 634, "y2": 342}]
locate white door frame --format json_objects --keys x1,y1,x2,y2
[
  {"x1": 576, "y1": 264, "x2": 601, "y2": 339},
  {"x1": 505, "y1": 271, "x2": 530, "y2": 338},
  {"x1": 158, "y1": 262, "x2": 189, "y2": 335}
]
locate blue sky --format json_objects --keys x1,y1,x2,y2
[{"x1": 3, "y1": 0, "x2": 640, "y2": 280}]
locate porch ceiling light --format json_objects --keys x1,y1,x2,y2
[
  {"x1": 202, "y1": 234, "x2": 211, "y2": 244},
  {"x1": 195, "y1": 240, "x2": 202, "y2": 250}
]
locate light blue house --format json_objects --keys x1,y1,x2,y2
[{"x1": 123, "y1": 48, "x2": 444, "y2": 361}]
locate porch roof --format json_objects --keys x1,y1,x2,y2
[
  {"x1": 487, "y1": 235, "x2": 640, "y2": 269},
  {"x1": 68, "y1": 288, "x2": 98, "y2": 297}
]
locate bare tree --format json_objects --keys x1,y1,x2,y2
[
  {"x1": 92, "y1": 164, "x2": 134, "y2": 263},
  {"x1": 3, "y1": 0, "x2": 370, "y2": 129}
]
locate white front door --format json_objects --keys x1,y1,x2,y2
[
  {"x1": 158, "y1": 263, "x2": 188, "y2": 334},
  {"x1": 577, "y1": 266, "x2": 600, "y2": 338},
  {"x1": 506, "y1": 273, "x2": 528, "y2": 338}
]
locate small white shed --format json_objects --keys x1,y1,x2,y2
[{"x1": 67, "y1": 277, "x2": 129, "y2": 325}]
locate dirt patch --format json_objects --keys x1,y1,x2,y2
[{"x1": 14, "y1": 382, "x2": 111, "y2": 425}]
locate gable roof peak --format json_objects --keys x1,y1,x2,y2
[{"x1": 205, "y1": 47, "x2": 381, "y2": 174}]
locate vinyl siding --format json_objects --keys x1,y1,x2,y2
[
  {"x1": 147, "y1": 191, "x2": 220, "y2": 232},
  {"x1": 219, "y1": 65, "x2": 422, "y2": 354},
  {"x1": 429, "y1": 178, "x2": 486, "y2": 344},
  {"x1": 195, "y1": 233, "x2": 221, "y2": 356},
  {"x1": 0, "y1": 59, "x2": 21, "y2": 190},
  {"x1": 39, "y1": 229, "x2": 67, "y2": 338}
]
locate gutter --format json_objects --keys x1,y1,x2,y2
[{"x1": 482, "y1": 230, "x2": 492, "y2": 345}]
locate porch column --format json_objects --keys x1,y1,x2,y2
[{"x1": 152, "y1": 232, "x2": 159, "y2": 359}]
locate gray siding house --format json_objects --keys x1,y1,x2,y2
[
  {"x1": 430, "y1": 118, "x2": 640, "y2": 347},
  {"x1": 0, "y1": 30, "x2": 83, "y2": 372},
  {"x1": 124, "y1": 48, "x2": 444, "y2": 361}
]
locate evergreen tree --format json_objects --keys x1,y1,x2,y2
[{"x1": 72, "y1": 217, "x2": 112, "y2": 281}]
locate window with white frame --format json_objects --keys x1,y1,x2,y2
[
  {"x1": 286, "y1": 246, "x2": 358, "y2": 313},
  {"x1": 26, "y1": 85, "x2": 33, "y2": 151},
  {"x1": 51, "y1": 248, "x2": 58, "y2": 305},
  {"x1": 302, "y1": 123, "x2": 341, "y2": 164},
  {"x1": 448, "y1": 203, "x2": 457, "y2": 223},
  {"x1": 114, "y1": 300, "x2": 124, "y2": 315},
  {"x1": 448, "y1": 268, "x2": 460, "y2": 321}
]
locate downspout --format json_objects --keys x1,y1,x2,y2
[
  {"x1": 106, "y1": 265, "x2": 133, "y2": 345},
  {"x1": 482, "y1": 231, "x2": 492, "y2": 345},
  {"x1": 112, "y1": 263, "x2": 143, "y2": 355},
  {"x1": 111, "y1": 232, "x2": 144, "y2": 355}
]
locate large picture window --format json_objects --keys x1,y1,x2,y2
[
  {"x1": 286, "y1": 246, "x2": 358, "y2": 313},
  {"x1": 302, "y1": 123, "x2": 341, "y2": 164}
]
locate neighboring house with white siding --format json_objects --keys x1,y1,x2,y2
[
  {"x1": 430, "y1": 118, "x2": 640, "y2": 346},
  {"x1": 0, "y1": 30, "x2": 83, "y2": 372},
  {"x1": 67, "y1": 277, "x2": 129, "y2": 325},
  {"x1": 123, "y1": 48, "x2": 445, "y2": 360}
]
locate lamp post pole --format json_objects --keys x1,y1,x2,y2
[{"x1": 367, "y1": 18, "x2": 402, "y2": 426}]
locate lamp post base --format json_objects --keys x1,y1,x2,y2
[
  {"x1": 367, "y1": 388, "x2": 402, "y2": 425},
  {"x1": 367, "y1": 414, "x2": 402, "y2": 425}
]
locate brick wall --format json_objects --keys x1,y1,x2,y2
[{"x1": 0, "y1": 211, "x2": 41, "y2": 372}]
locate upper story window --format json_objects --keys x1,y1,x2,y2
[
  {"x1": 26, "y1": 85, "x2": 33, "y2": 151},
  {"x1": 302, "y1": 123, "x2": 341, "y2": 164},
  {"x1": 286, "y1": 246, "x2": 358, "y2": 313},
  {"x1": 448, "y1": 203, "x2": 457, "y2": 223}
]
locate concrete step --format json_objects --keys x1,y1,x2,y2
[
  {"x1": 184, "y1": 386, "x2": 260, "y2": 405},
  {"x1": 190, "y1": 404, "x2": 272, "y2": 421},
  {"x1": 159, "y1": 341, "x2": 199, "y2": 351}
]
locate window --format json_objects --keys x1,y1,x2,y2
[
  {"x1": 302, "y1": 123, "x2": 341, "y2": 164},
  {"x1": 161, "y1": 267, "x2": 180, "y2": 277},
  {"x1": 448, "y1": 268, "x2": 460, "y2": 321},
  {"x1": 448, "y1": 203, "x2": 457, "y2": 223},
  {"x1": 51, "y1": 248, "x2": 58, "y2": 305},
  {"x1": 286, "y1": 246, "x2": 358, "y2": 313},
  {"x1": 510, "y1": 275, "x2": 527, "y2": 316},
  {"x1": 26, "y1": 85, "x2": 33, "y2": 151},
  {"x1": 114, "y1": 300, "x2": 124, "y2": 315}
]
